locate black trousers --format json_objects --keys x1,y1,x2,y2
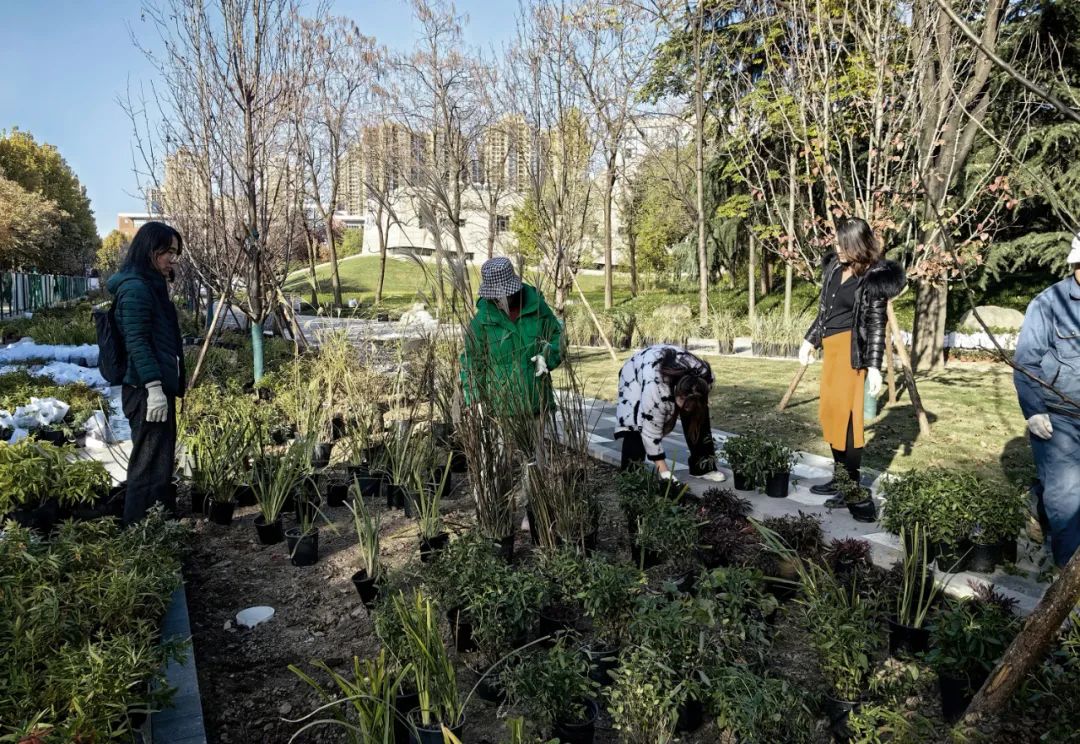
[
  {"x1": 122, "y1": 385, "x2": 177, "y2": 525},
  {"x1": 618, "y1": 407, "x2": 717, "y2": 476},
  {"x1": 832, "y1": 415, "x2": 863, "y2": 483}
]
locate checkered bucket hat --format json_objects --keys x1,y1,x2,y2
[{"x1": 478, "y1": 257, "x2": 523, "y2": 299}]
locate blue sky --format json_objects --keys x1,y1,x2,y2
[{"x1": 0, "y1": 0, "x2": 516, "y2": 237}]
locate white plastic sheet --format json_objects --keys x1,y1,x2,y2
[{"x1": 0, "y1": 339, "x2": 98, "y2": 367}]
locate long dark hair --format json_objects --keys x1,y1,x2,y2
[
  {"x1": 122, "y1": 221, "x2": 182, "y2": 276},
  {"x1": 836, "y1": 218, "x2": 881, "y2": 276},
  {"x1": 658, "y1": 347, "x2": 712, "y2": 436}
]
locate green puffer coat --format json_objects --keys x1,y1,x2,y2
[
  {"x1": 461, "y1": 283, "x2": 563, "y2": 416},
  {"x1": 106, "y1": 269, "x2": 186, "y2": 398}
]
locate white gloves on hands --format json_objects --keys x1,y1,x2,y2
[
  {"x1": 867, "y1": 368, "x2": 883, "y2": 396},
  {"x1": 658, "y1": 469, "x2": 673, "y2": 481},
  {"x1": 145, "y1": 382, "x2": 168, "y2": 423},
  {"x1": 1027, "y1": 414, "x2": 1054, "y2": 440},
  {"x1": 798, "y1": 340, "x2": 816, "y2": 366},
  {"x1": 531, "y1": 354, "x2": 549, "y2": 377}
]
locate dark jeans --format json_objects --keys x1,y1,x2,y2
[
  {"x1": 831, "y1": 415, "x2": 864, "y2": 484},
  {"x1": 1030, "y1": 413, "x2": 1080, "y2": 567},
  {"x1": 619, "y1": 407, "x2": 717, "y2": 476},
  {"x1": 122, "y1": 385, "x2": 177, "y2": 525}
]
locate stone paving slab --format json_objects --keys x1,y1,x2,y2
[{"x1": 576, "y1": 395, "x2": 1050, "y2": 615}]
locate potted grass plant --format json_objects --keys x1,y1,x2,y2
[
  {"x1": 392, "y1": 591, "x2": 467, "y2": 744},
  {"x1": 251, "y1": 447, "x2": 305, "y2": 545},
  {"x1": 414, "y1": 454, "x2": 451, "y2": 562},
  {"x1": 289, "y1": 650, "x2": 403, "y2": 743},
  {"x1": 347, "y1": 488, "x2": 382, "y2": 609},
  {"x1": 887, "y1": 524, "x2": 945, "y2": 657},
  {"x1": 502, "y1": 638, "x2": 601, "y2": 744},
  {"x1": 286, "y1": 485, "x2": 325, "y2": 567},
  {"x1": 458, "y1": 403, "x2": 518, "y2": 560}
]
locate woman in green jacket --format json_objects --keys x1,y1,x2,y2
[
  {"x1": 105, "y1": 221, "x2": 186, "y2": 524},
  {"x1": 461, "y1": 257, "x2": 562, "y2": 417}
]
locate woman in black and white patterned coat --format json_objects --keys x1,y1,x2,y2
[{"x1": 614, "y1": 345, "x2": 726, "y2": 481}]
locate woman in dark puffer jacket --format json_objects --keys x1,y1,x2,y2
[
  {"x1": 105, "y1": 221, "x2": 186, "y2": 524},
  {"x1": 797, "y1": 218, "x2": 906, "y2": 505}
]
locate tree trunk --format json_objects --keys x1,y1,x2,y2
[
  {"x1": 784, "y1": 264, "x2": 793, "y2": 325},
  {"x1": 375, "y1": 218, "x2": 388, "y2": 305},
  {"x1": 785, "y1": 151, "x2": 796, "y2": 325},
  {"x1": 603, "y1": 163, "x2": 615, "y2": 310},
  {"x1": 760, "y1": 256, "x2": 771, "y2": 297},
  {"x1": 887, "y1": 303, "x2": 931, "y2": 436},
  {"x1": 487, "y1": 209, "x2": 496, "y2": 262},
  {"x1": 327, "y1": 228, "x2": 343, "y2": 309},
  {"x1": 912, "y1": 280, "x2": 948, "y2": 373},
  {"x1": 628, "y1": 227, "x2": 639, "y2": 297},
  {"x1": 748, "y1": 231, "x2": 757, "y2": 323},
  {"x1": 693, "y1": 3, "x2": 708, "y2": 324},
  {"x1": 962, "y1": 549, "x2": 1080, "y2": 727},
  {"x1": 306, "y1": 235, "x2": 319, "y2": 308}
]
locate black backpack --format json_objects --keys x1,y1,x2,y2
[{"x1": 94, "y1": 296, "x2": 128, "y2": 385}]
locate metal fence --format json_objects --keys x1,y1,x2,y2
[{"x1": 0, "y1": 272, "x2": 92, "y2": 319}]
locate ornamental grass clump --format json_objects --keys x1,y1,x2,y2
[
  {"x1": 391, "y1": 590, "x2": 465, "y2": 733},
  {"x1": 289, "y1": 650, "x2": 403, "y2": 744}
]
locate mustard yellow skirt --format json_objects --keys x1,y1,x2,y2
[{"x1": 819, "y1": 331, "x2": 866, "y2": 451}]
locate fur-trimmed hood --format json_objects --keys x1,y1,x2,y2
[{"x1": 821, "y1": 252, "x2": 907, "y2": 300}]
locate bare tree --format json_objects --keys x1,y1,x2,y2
[
  {"x1": 293, "y1": 15, "x2": 377, "y2": 309},
  {"x1": 567, "y1": 0, "x2": 657, "y2": 309},
  {"x1": 131, "y1": 0, "x2": 312, "y2": 381}
]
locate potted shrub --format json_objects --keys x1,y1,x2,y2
[
  {"x1": 468, "y1": 565, "x2": 546, "y2": 702},
  {"x1": 926, "y1": 590, "x2": 1021, "y2": 723},
  {"x1": 425, "y1": 532, "x2": 504, "y2": 653},
  {"x1": 606, "y1": 646, "x2": 680, "y2": 744},
  {"x1": 887, "y1": 524, "x2": 945, "y2": 658},
  {"x1": 391, "y1": 591, "x2": 467, "y2": 744},
  {"x1": 502, "y1": 639, "x2": 601, "y2": 744},
  {"x1": 413, "y1": 454, "x2": 451, "y2": 562},
  {"x1": 759, "y1": 439, "x2": 796, "y2": 498},
  {"x1": 0, "y1": 439, "x2": 56, "y2": 532},
  {"x1": 632, "y1": 500, "x2": 700, "y2": 570},
  {"x1": 576, "y1": 557, "x2": 644, "y2": 686},
  {"x1": 251, "y1": 448, "x2": 305, "y2": 545},
  {"x1": 833, "y1": 468, "x2": 877, "y2": 523},
  {"x1": 887, "y1": 469, "x2": 975, "y2": 570},
  {"x1": 719, "y1": 433, "x2": 762, "y2": 490},
  {"x1": 695, "y1": 488, "x2": 753, "y2": 568},
  {"x1": 536, "y1": 548, "x2": 586, "y2": 642},
  {"x1": 61, "y1": 458, "x2": 113, "y2": 521},
  {"x1": 966, "y1": 481, "x2": 1028, "y2": 571},
  {"x1": 347, "y1": 490, "x2": 382, "y2": 610}
]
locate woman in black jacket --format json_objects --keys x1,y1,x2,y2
[
  {"x1": 798, "y1": 218, "x2": 905, "y2": 505},
  {"x1": 105, "y1": 221, "x2": 186, "y2": 524}
]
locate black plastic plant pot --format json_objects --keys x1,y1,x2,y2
[
  {"x1": 939, "y1": 673, "x2": 979, "y2": 724},
  {"x1": 903, "y1": 532, "x2": 941, "y2": 564},
  {"x1": 967, "y1": 541, "x2": 1003, "y2": 573},
  {"x1": 285, "y1": 528, "x2": 320, "y2": 566},
  {"x1": 583, "y1": 644, "x2": 620, "y2": 687},
  {"x1": 538, "y1": 604, "x2": 576, "y2": 642},
  {"x1": 310, "y1": 442, "x2": 334, "y2": 469},
  {"x1": 824, "y1": 696, "x2": 859, "y2": 743},
  {"x1": 675, "y1": 696, "x2": 705, "y2": 733},
  {"x1": 431, "y1": 421, "x2": 454, "y2": 446},
  {"x1": 327, "y1": 482, "x2": 350, "y2": 507},
  {"x1": 732, "y1": 470, "x2": 754, "y2": 491},
  {"x1": 630, "y1": 543, "x2": 665, "y2": 570},
  {"x1": 32, "y1": 428, "x2": 69, "y2": 447},
  {"x1": 234, "y1": 484, "x2": 257, "y2": 507},
  {"x1": 363, "y1": 444, "x2": 387, "y2": 466},
  {"x1": 1000, "y1": 537, "x2": 1018, "y2": 565},
  {"x1": 393, "y1": 690, "x2": 420, "y2": 744},
  {"x1": 377, "y1": 312, "x2": 390, "y2": 322},
  {"x1": 935, "y1": 540, "x2": 973, "y2": 572},
  {"x1": 209, "y1": 500, "x2": 236, "y2": 527},
  {"x1": 552, "y1": 698, "x2": 599, "y2": 744},
  {"x1": 446, "y1": 608, "x2": 478, "y2": 653},
  {"x1": 407, "y1": 711, "x2": 465, "y2": 744},
  {"x1": 764, "y1": 470, "x2": 790, "y2": 498},
  {"x1": 357, "y1": 472, "x2": 384, "y2": 500},
  {"x1": 331, "y1": 415, "x2": 347, "y2": 442},
  {"x1": 490, "y1": 534, "x2": 515, "y2": 562},
  {"x1": 419, "y1": 532, "x2": 450, "y2": 563},
  {"x1": 254, "y1": 515, "x2": 285, "y2": 545},
  {"x1": 887, "y1": 617, "x2": 931, "y2": 657},
  {"x1": 190, "y1": 487, "x2": 210, "y2": 515},
  {"x1": 449, "y1": 449, "x2": 468, "y2": 473},
  {"x1": 351, "y1": 569, "x2": 381, "y2": 608},
  {"x1": 665, "y1": 570, "x2": 698, "y2": 599},
  {"x1": 847, "y1": 499, "x2": 878, "y2": 523},
  {"x1": 475, "y1": 676, "x2": 507, "y2": 704},
  {"x1": 386, "y1": 483, "x2": 408, "y2": 510}
]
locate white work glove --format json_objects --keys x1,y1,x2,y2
[
  {"x1": 798, "y1": 340, "x2": 816, "y2": 366},
  {"x1": 867, "y1": 367, "x2": 883, "y2": 396},
  {"x1": 1027, "y1": 414, "x2": 1054, "y2": 440},
  {"x1": 531, "y1": 354, "x2": 549, "y2": 377},
  {"x1": 658, "y1": 468, "x2": 673, "y2": 481},
  {"x1": 145, "y1": 382, "x2": 169, "y2": 423}
]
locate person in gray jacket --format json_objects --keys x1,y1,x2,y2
[{"x1": 1013, "y1": 234, "x2": 1080, "y2": 567}]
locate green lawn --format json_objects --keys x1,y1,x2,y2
[{"x1": 568, "y1": 348, "x2": 1033, "y2": 486}]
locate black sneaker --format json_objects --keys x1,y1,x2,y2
[
  {"x1": 824, "y1": 495, "x2": 846, "y2": 509},
  {"x1": 810, "y1": 479, "x2": 839, "y2": 495}
]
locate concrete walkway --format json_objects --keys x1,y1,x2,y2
[{"x1": 578, "y1": 396, "x2": 1051, "y2": 614}]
